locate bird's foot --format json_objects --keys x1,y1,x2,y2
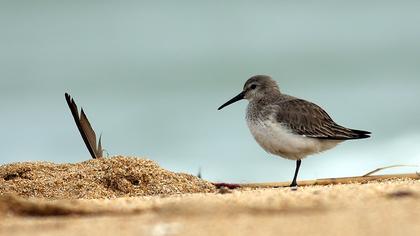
[{"x1": 289, "y1": 182, "x2": 298, "y2": 191}]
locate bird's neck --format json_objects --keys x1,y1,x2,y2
[{"x1": 250, "y1": 91, "x2": 282, "y2": 105}]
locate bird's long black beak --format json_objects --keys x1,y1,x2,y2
[{"x1": 218, "y1": 91, "x2": 245, "y2": 110}]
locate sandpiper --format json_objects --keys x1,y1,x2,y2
[{"x1": 218, "y1": 75, "x2": 370, "y2": 187}]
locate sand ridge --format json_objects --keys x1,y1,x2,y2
[
  {"x1": 1, "y1": 179, "x2": 420, "y2": 236},
  {"x1": 2, "y1": 156, "x2": 420, "y2": 235},
  {"x1": 0, "y1": 156, "x2": 216, "y2": 199}
]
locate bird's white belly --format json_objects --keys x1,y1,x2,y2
[{"x1": 247, "y1": 119, "x2": 341, "y2": 160}]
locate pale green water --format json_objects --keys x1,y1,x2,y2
[{"x1": 1, "y1": 1, "x2": 420, "y2": 182}]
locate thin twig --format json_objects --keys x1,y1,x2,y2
[{"x1": 362, "y1": 165, "x2": 418, "y2": 177}]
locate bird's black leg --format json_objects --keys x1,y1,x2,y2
[{"x1": 290, "y1": 159, "x2": 302, "y2": 187}]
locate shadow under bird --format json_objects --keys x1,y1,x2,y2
[{"x1": 218, "y1": 75, "x2": 371, "y2": 187}]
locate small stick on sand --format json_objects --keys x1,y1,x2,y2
[
  {"x1": 213, "y1": 173, "x2": 420, "y2": 189},
  {"x1": 362, "y1": 165, "x2": 418, "y2": 177}
]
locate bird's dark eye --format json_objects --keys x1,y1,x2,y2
[{"x1": 250, "y1": 84, "x2": 257, "y2": 90}]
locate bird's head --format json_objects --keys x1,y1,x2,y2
[{"x1": 218, "y1": 75, "x2": 280, "y2": 110}]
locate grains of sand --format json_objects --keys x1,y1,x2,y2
[{"x1": 0, "y1": 156, "x2": 216, "y2": 199}]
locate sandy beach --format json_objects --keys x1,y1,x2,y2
[{"x1": 1, "y1": 157, "x2": 420, "y2": 236}]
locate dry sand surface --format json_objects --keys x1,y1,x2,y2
[
  {"x1": 0, "y1": 156, "x2": 215, "y2": 199},
  {"x1": 1, "y1": 156, "x2": 420, "y2": 236}
]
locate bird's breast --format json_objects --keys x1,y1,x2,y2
[{"x1": 246, "y1": 117, "x2": 340, "y2": 160}]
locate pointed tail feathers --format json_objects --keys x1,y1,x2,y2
[{"x1": 349, "y1": 129, "x2": 371, "y2": 139}]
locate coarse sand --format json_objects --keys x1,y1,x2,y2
[
  {"x1": 0, "y1": 156, "x2": 216, "y2": 199},
  {"x1": 1, "y1": 157, "x2": 420, "y2": 236},
  {"x1": 1, "y1": 179, "x2": 420, "y2": 236}
]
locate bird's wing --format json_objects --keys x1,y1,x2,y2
[{"x1": 275, "y1": 98, "x2": 370, "y2": 140}]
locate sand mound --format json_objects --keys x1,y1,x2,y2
[{"x1": 0, "y1": 156, "x2": 216, "y2": 199}]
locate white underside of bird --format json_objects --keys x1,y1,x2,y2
[{"x1": 247, "y1": 117, "x2": 342, "y2": 160}]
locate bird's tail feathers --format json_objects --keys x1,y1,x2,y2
[{"x1": 348, "y1": 129, "x2": 371, "y2": 139}]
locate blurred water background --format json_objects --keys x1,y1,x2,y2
[{"x1": 1, "y1": 1, "x2": 419, "y2": 182}]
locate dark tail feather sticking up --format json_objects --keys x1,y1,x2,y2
[{"x1": 65, "y1": 93, "x2": 103, "y2": 159}]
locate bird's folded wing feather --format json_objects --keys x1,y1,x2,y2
[
  {"x1": 275, "y1": 98, "x2": 369, "y2": 140},
  {"x1": 65, "y1": 93, "x2": 103, "y2": 159}
]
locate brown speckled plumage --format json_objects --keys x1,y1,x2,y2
[
  {"x1": 219, "y1": 75, "x2": 371, "y2": 187},
  {"x1": 244, "y1": 75, "x2": 370, "y2": 140}
]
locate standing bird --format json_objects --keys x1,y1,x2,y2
[{"x1": 218, "y1": 75, "x2": 370, "y2": 187}]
